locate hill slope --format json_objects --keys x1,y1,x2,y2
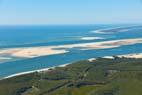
[{"x1": 0, "y1": 57, "x2": 142, "y2": 95}]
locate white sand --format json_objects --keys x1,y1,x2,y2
[
  {"x1": 58, "y1": 38, "x2": 142, "y2": 50},
  {"x1": 79, "y1": 38, "x2": 142, "y2": 50},
  {"x1": 0, "y1": 47, "x2": 68, "y2": 58}
]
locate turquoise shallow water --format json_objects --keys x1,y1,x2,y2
[{"x1": 0, "y1": 24, "x2": 142, "y2": 78}]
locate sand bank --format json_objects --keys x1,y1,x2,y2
[
  {"x1": 57, "y1": 38, "x2": 142, "y2": 50},
  {"x1": 0, "y1": 47, "x2": 68, "y2": 58},
  {"x1": 0, "y1": 38, "x2": 142, "y2": 58}
]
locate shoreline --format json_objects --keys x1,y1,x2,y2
[
  {"x1": 1, "y1": 53, "x2": 142, "y2": 80},
  {"x1": 1, "y1": 63, "x2": 70, "y2": 80}
]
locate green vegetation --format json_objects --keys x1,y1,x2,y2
[{"x1": 0, "y1": 57, "x2": 142, "y2": 95}]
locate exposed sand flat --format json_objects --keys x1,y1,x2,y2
[
  {"x1": 83, "y1": 38, "x2": 142, "y2": 50},
  {"x1": 118, "y1": 53, "x2": 142, "y2": 59},
  {"x1": 56, "y1": 38, "x2": 142, "y2": 50},
  {"x1": 0, "y1": 47, "x2": 68, "y2": 58},
  {"x1": 0, "y1": 38, "x2": 142, "y2": 58}
]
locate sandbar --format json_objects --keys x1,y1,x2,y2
[{"x1": 0, "y1": 38, "x2": 142, "y2": 58}]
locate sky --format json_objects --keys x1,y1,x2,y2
[{"x1": 0, "y1": 0, "x2": 142, "y2": 25}]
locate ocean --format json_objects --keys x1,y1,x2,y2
[{"x1": 0, "y1": 24, "x2": 142, "y2": 78}]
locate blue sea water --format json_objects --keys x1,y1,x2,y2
[{"x1": 0, "y1": 24, "x2": 142, "y2": 78}]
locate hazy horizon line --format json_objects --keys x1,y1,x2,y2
[{"x1": 0, "y1": 23, "x2": 142, "y2": 26}]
